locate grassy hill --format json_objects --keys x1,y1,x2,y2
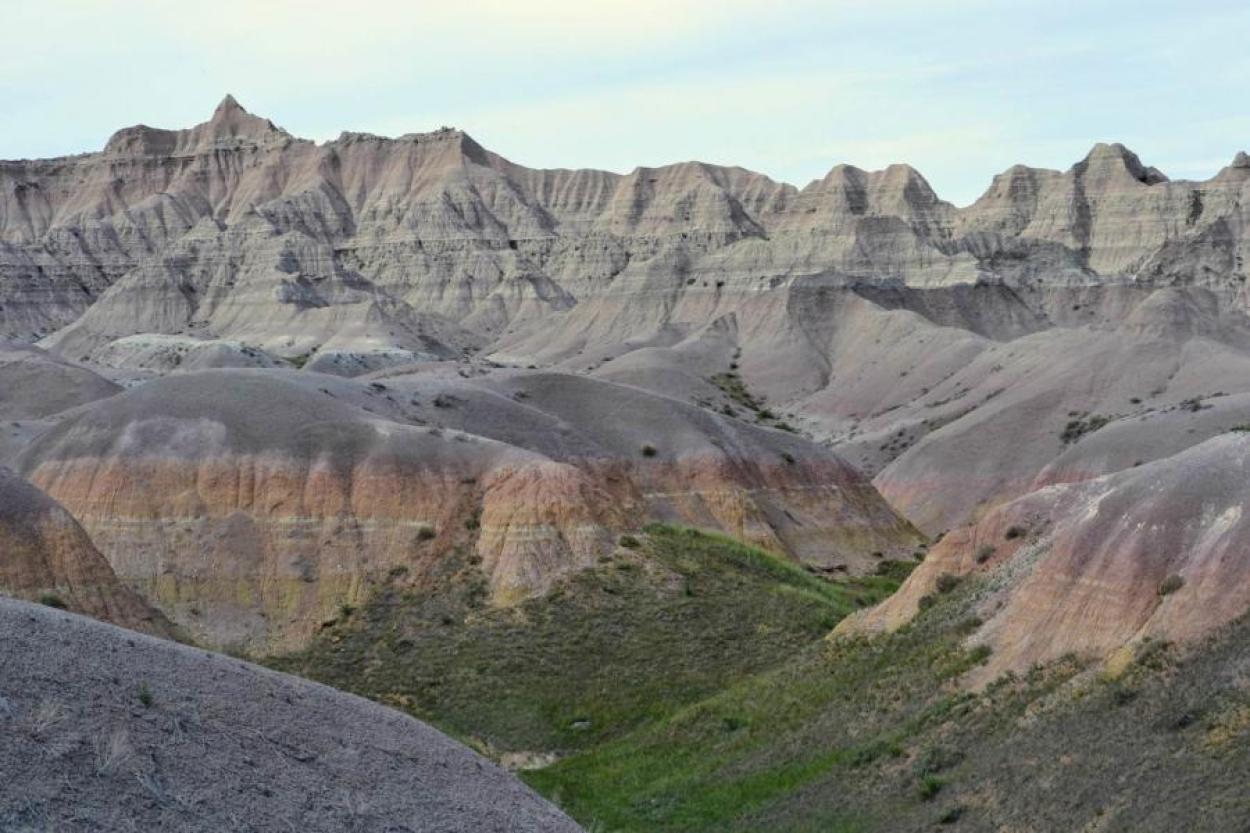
[
  {"x1": 526, "y1": 577, "x2": 1250, "y2": 833},
  {"x1": 271, "y1": 525, "x2": 1250, "y2": 832},
  {"x1": 268, "y1": 525, "x2": 912, "y2": 756}
]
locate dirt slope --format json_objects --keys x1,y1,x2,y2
[{"x1": 0, "y1": 596, "x2": 582, "y2": 833}]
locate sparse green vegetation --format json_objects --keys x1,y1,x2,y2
[
  {"x1": 1158, "y1": 574, "x2": 1184, "y2": 596},
  {"x1": 137, "y1": 681, "x2": 153, "y2": 708},
  {"x1": 975, "y1": 544, "x2": 996, "y2": 564},
  {"x1": 37, "y1": 591, "x2": 66, "y2": 610},
  {"x1": 521, "y1": 572, "x2": 1052, "y2": 832},
  {"x1": 268, "y1": 526, "x2": 910, "y2": 756},
  {"x1": 710, "y1": 371, "x2": 796, "y2": 432},
  {"x1": 917, "y1": 774, "x2": 946, "y2": 800},
  {"x1": 1061, "y1": 414, "x2": 1112, "y2": 444}
]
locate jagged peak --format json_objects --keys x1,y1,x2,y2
[
  {"x1": 200, "y1": 94, "x2": 284, "y2": 142},
  {"x1": 1212, "y1": 150, "x2": 1250, "y2": 183},
  {"x1": 102, "y1": 95, "x2": 287, "y2": 156},
  {"x1": 213, "y1": 94, "x2": 244, "y2": 117},
  {"x1": 1077, "y1": 142, "x2": 1168, "y2": 184}
]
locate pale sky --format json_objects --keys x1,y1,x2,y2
[{"x1": 3, "y1": 0, "x2": 1248, "y2": 205}]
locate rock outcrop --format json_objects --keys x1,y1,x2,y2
[
  {"x1": 839, "y1": 434, "x2": 1250, "y2": 684},
  {"x1": 0, "y1": 467, "x2": 169, "y2": 635}
]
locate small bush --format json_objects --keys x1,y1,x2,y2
[
  {"x1": 37, "y1": 592, "x2": 66, "y2": 610},
  {"x1": 967, "y1": 644, "x2": 992, "y2": 664},
  {"x1": 137, "y1": 681, "x2": 153, "y2": 708},
  {"x1": 618, "y1": 534, "x2": 641, "y2": 550},
  {"x1": 1061, "y1": 414, "x2": 1111, "y2": 444},
  {"x1": 780, "y1": 452, "x2": 796, "y2": 465},
  {"x1": 917, "y1": 594, "x2": 937, "y2": 611},
  {"x1": 913, "y1": 745, "x2": 964, "y2": 777},
  {"x1": 416, "y1": 525, "x2": 437, "y2": 542},
  {"x1": 640, "y1": 444, "x2": 658, "y2": 458},
  {"x1": 1004, "y1": 525, "x2": 1026, "y2": 540},
  {"x1": 974, "y1": 545, "x2": 996, "y2": 564},
  {"x1": 1157, "y1": 573, "x2": 1184, "y2": 596},
  {"x1": 935, "y1": 573, "x2": 961, "y2": 594},
  {"x1": 938, "y1": 805, "x2": 966, "y2": 824},
  {"x1": 918, "y1": 774, "x2": 945, "y2": 800}
]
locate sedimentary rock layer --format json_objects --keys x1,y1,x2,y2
[
  {"x1": 19, "y1": 368, "x2": 919, "y2": 651},
  {"x1": 0, "y1": 466, "x2": 168, "y2": 635},
  {"x1": 839, "y1": 434, "x2": 1250, "y2": 683}
]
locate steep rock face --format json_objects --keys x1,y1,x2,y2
[
  {"x1": 0, "y1": 596, "x2": 583, "y2": 833},
  {"x1": 16, "y1": 372, "x2": 596, "y2": 650},
  {"x1": 839, "y1": 435, "x2": 1250, "y2": 684},
  {"x1": 0, "y1": 467, "x2": 169, "y2": 635},
  {"x1": 11, "y1": 98, "x2": 1246, "y2": 369},
  {"x1": 18, "y1": 368, "x2": 918, "y2": 652}
]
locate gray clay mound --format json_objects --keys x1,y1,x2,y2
[
  {"x1": 0, "y1": 597, "x2": 582, "y2": 833},
  {"x1": 0, "y1": 341, "x2": 120, "y2": 420}
]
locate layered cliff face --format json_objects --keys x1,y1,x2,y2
[
  {"x1": 6, "y1": 98, "x2": 1247, "y2": 359},
  {"x1": 0, "y1": 467, "x2": 169, "y2": 635},
  {"x1": 839, "y1": 434, "x2": 1250, "y2": 683},
  {"x1": 18, "y1": 368, "x2": 919, "y2": 652}
]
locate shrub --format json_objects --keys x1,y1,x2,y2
[
  {"x1": 37, "y1": 592, "x2": 66, "y2": 610},
  {"x1": 974, "y1": 545, "x2": 996, "y2": 564},
  {"x1": 416, "y1": 525, "x2": 437, "y2": 542},
  {"x1": 967, "y1": 644, "x2": 992, "y2": 664},
  {"x1": 780, "y1": 452, "x2": 796, "y2": 464},
  {"x1": 918, "y1": 774, "x2": 945, "y2": 800},
  {"x1": 1158, "y1": 573, "x2": 1184, "y2": 596},
  {"x1": 618, "y1": 534, "x2": 641, "y2": 550},
  {"x1": 137, "y1": 681, "x2": 153, "y2": 708},
  {"x1": 938, "y1": 805, "x2": 966, "y2": 824},
  {"x1": 917, "y1": 594, "x2": 937, "y2": 611},
  {"x1": 935, "y1": 573, "x2": 961, "y2": 594},
  {"x1": 1004, "y1": 525, "x2": 1026, "y2": 540},
  {"x1": 1061, "y1": 414, "x2": 1111, "y2": 444},
  {"x1": 640, "y1": 444, "x2": 658, "y2": 458}
]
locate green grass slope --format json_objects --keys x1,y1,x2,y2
[
  {"x1": 272, "y1": 524, "x2": 1250, "y2": 832},
  {"x1": 268, "y1": 525, "x2": 912, "y2": 756},
  {"x1": 526, "y1": 574, "x2": 1250, "y2": 833}
]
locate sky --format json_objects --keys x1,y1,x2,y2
[{"x1": 2, "y1": 0, "x2": 1248, "y2": 206}]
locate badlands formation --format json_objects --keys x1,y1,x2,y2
[{"x1": 4, "y1": 96, "x2": 1250, "y2": 829}]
